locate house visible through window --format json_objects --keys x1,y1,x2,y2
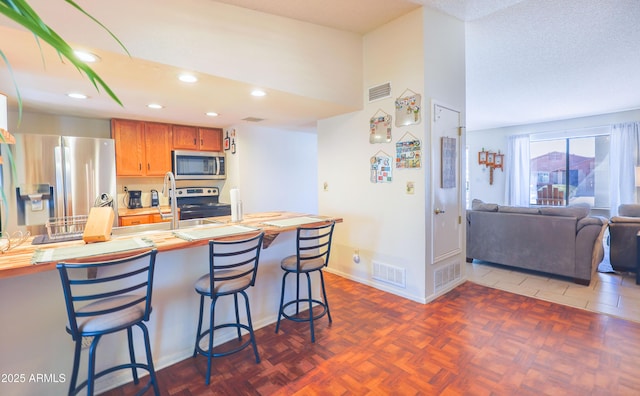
[{"x1": 530, "y1": 131, "x2": 610, "y2": 208}]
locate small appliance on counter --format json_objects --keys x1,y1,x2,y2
[
  {"x1": 127, "y1": 190, "x2": 143, "y2": 209},
  {"x1": 150, "y1": 189, "x2": 159, "y2": 207}
]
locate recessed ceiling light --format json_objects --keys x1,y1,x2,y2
[
  {"x1": 251, "y1": 89, "x2": 266, "y2": 97},
  {"x1": 67, "y1": 93, "x2": 88, "y2": 99},
  {"x1": 179, "y1": 74, "x2": 198, "y2": 83},
  {"x1": 147, "y1": 103, "x2": 163, "y2": 109},
  {"x1": 205, "y1": 112, "x2": 219, "y2": 117},
  {"x1": 73, "y1": 50, "x2": 100, "y2": 63}
]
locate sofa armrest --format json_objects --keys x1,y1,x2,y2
[
  {"x1": 577, "y1": 216, "x2": 605, "y2": 232},
  {"x1": 575, "y1": 216, "x2": 606, "y2": 282}
]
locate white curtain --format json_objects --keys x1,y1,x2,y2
[
  {"x1": 609, "y1": 122, "x2": 640, "y2": 216},
  {"x1": 504, "y1": 134, "x2": 530, "y2": 206}
]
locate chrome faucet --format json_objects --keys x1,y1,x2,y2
[{"x1": 159, "y1": 171, "x2": 179, "y2": 230}]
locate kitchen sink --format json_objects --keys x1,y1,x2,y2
[{"x1": 110, "y1": 218, "x2": 221, "y2": 237}]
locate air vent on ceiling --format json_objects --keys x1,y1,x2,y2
[
  {"x1": 368, "y1": 82, "x2": 391, "y2": 102},
  {"x1": 242, "y1": 117, "x2": 265, "y2": 122}
]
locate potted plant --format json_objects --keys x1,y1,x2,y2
[{"x1": 0, "y1": 0, "x2": 126, "y2": 232}]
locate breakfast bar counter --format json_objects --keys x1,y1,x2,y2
[{"x1": 0, "y1": 211, "x2": 342, "y2": 279}]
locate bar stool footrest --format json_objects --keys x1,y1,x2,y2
[
  {"x1": 280, "y1": 299, "x2": 328, "y2": 323},
  {"x1": 195, "y1": 323, "x2": 255, "y2": 359}
]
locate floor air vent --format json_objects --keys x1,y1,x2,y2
[
  {"x1": 372, "y1": 261, "x2": 406, "y2": 288},
  {"x1": 368, "y1": 82, "x2": 391, "y2": 102},
  {"x1": 435, "y1": 262, "x2": 461, "y2": 292}
]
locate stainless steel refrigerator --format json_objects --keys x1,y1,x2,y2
[{"x1": 13, "y1": 134, "x2": 118, "y2": 237}]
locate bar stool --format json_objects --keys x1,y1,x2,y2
[
  {"x1": 275, "y1": 221, "x2": 335, "y2": 342},
  {"x1": 56, "y1": 249, "x2": 160, "y2": 396},
  {"x1": 193, "y1": 232, "x2": 264, "y2": 385}
]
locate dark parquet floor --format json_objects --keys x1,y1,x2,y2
[{"x1": 103, "y1": 272, "x2": 640, "y2": 396}]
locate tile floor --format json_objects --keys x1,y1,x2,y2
[{"x1": 466, "y1": 260, "x2": 640, "y2": 323}]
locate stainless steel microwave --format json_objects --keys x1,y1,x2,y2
[{"x1": 172, "y1": 150, "x2": 226, "y2": 180}]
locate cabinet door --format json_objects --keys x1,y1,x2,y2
[
  {"x1": 172, "y1": 125, "x2": 198, "y2": 150},
  {"x1": 112, "y1": 119, "x2": 144, "y2": 176},
  {"x1": 119, "y1": 214, "x2": 151, "y2": 226},
  {"x1": 144, "y1": 122, "x2": 172, "y2": 176},
  {"x1": 198, "y1": 127, "x2": 223, "y2": 151}
]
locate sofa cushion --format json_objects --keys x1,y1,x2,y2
[
  {"x1": 498, "y1": 205, "x2": 540, "y2": 215},
  {"x1": 618, "y1": 204, "x2": 640, "y2": 217},
  {"x1": 539, "y1": 204, "x2": 590, "y2": 219},
  {"x1": 471, "y1": 199, "x2": 498, "y2": 212}
]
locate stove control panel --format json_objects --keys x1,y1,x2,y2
[{"x1": 174, "y1": 187, "x2": 220, "y2": 197}]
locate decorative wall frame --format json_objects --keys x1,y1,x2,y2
[
  {"x1": 370, "y1": 151, "x2": 393, "y2": 183},
  {"x1": 440, "y1": 136, "x2": 456, "y2": 189},
  {"x1": 369, "y1": 109, "x2": 392, "y2": 143},
  {"x1": 395, "y1": 131, "x2": 422, "y2": 169},
  {"x1": 395, "y1": 88, "x2": 422, "y2": 127}
]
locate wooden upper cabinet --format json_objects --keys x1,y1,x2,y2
[
  {"x1": 144, "y1": 122, "x2": 172, "y2": 176},
  {"x1": 112, "y1": 119, "x2": 145, "y2": 176},
  {"x1": 112, "y1": 119, "x2": 172, "y2": 176},
  {"x1": 172, "y1": 125, "x2": 223, "y2": 152},
  {"x1": 172, "y1": 125, "x2": 199, "y2": 149},
  {"x1": 198, "y1": 127, "x2": 223, "y2": 151}
]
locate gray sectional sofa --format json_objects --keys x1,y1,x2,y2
[
  {"x1": 609, "y1": 204, "x2": 640, "y2": 272},
  {"x1": 466, "y1": 200, "x2": 606, "y2": 285}
]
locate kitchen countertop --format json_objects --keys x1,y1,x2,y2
[
  {"x1": 0, "y1": 212, "x2": 342, "y2": 279},
  {"x1": 118, "y1": 205, "x2": 174, "y2": 216}
]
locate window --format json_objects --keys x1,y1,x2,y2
[{"x1": 530, "y1": 132, "x2": 610, "y2": 208}]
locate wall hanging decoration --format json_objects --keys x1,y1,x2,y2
[
  {"x1": 369, "y1": 109, "x2": 392, "y2": 143},
  {"x1": 370, "y1": 151, "x2": 393, "y2": 183},
  {"x1": 224, "y1": 130, "x2": 231, "y2": 150},
  {"x1": 395, "y1": 88, "x2": 422, "y2": 127},
  {"x1": 395, "y1": 131, "x2": 422, "y2": 169},
  {"x1": 441, "y1": 136, "x2": 456, "y2": 188},
  {"x1": 477, "y1": 148, "x2": 504, "y2": 185}
]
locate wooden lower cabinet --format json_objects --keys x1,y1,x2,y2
[
  {"x1": 119, "y1": 210, "x2": 178, "y2": 226},
  {"x1": 119, "y1": 214, "x2": 152, "y2": 226}
]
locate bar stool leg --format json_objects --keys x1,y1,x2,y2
[
  {"x1": 87, "y1": 335, "x2": 101, "y2": 396},
  {"x1": 138, "y1": 322, "x2": 161, "y2": 395},
  {"x1": 68, "y1": 339, "x2": 82, "y2": 395},
  {"x1": 319, "y1": 271, "x2": 332, "y2": 323},
  {"x1": 275, "y1": 272, "x2": 289, "y2": 334},
  {"x1": 242, "y1": 290, "x2": 261, "y2": 363},
  {"x1": 193, "y1": 295, "x2": 205, "y2": 357},
  {"x1": 205, "y1": 296, "x2": 218, "y2": 386},
  {"x1": 296, "y1": 272, "x2": 301, "y2": 315},
  {"x1": 126, "y1": 327, "x2": 140, "y2": 384},
  {"x1": 234, "y1": 294, "x2": 241, "y2": 340},
  {"x1": 306, "y1": 273, "x2": 315, "y2": 343}
]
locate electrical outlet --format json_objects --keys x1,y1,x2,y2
[{"x1": 124, "y1": 186, "x2": 128, "y2": 193}]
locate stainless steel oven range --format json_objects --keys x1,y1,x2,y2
[{"x1": 174, "y1": 187, "x2": 231, "y2": 220}]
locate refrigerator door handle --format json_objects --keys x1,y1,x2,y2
[{"x1": 54, "y1": 144, "x2": 66, "y2": 219}]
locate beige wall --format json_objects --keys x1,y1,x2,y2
[{"x1": 318, "y1": 8, "x2": 466, "y2": 302}]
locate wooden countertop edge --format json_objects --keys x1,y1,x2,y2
[{"x1": 0, "y1": 213, "x2": 342, "y2": 280}]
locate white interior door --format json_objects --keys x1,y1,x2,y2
[{"x1": 431, "y1": 102, "x2": 462, "y2": 262}]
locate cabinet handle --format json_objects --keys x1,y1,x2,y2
[
  {"x1": 200, "y1": 138, "x2": 204, "y2": 145},
  {"x1": 148, "y1": 163, "x2": 150, "y2": 170},
  {"x1": 139, "y1": 163, "x2": 142, "y2": 170},
  {"x1": 193, "y1": 138, "x2": 196, "y2": 145}
]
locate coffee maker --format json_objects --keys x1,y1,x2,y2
[{"x1": 127, "y1": 190, "x2": 143, "y2": 209}]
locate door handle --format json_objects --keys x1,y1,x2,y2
[{"x1": 434, "y1": 208, "x2": 446, "y2": 215}]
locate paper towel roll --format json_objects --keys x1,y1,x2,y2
[{"x1": 230, "y1": 188, "x2": 242, "y2": 222}]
